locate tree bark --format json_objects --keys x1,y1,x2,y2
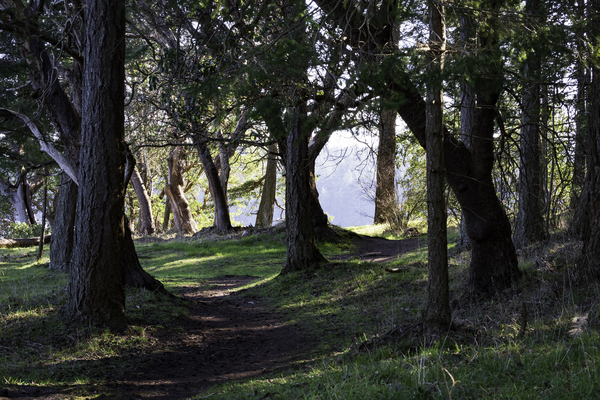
[
  {"x1": 64, "y1": 0, "x2": 128, "y2": 328},
  {"x1": 162, "y1": 196, "x2": 171, "y2": 231},
  {"x1": 164, "y1": 146, "x2": 198, "y2": 235},
  {"x1": 579, "y1": 0, "x2": 600, "y2": 276},
  {"x1": 423, "y1": 0, "x2": 450, "y2": 328},
  {"x1": 513, "y1": 0, "x2": 547, "y2": 249},
  {"x1": 280, "y1": 105, "x2": 327, "y2": 274},
  {"x1": 455, "y1": 12, "x2": 476, "y2": 251},
  {"x1": 256, "y1": 144, "x2": 279, "y2": 227},
  {"x1": 130, "y1": 166, "x2": 155, "y2": 235},
  {"x1": 195, "y1": 140, "x2": 233, "y2": 232},
  {"x1": 571, "y1": 0, "x2": 588, "y2": 212},
  {"x1": 49, "y1": 174, "x2": 78, "y2": 271},
  {"x1": 36, "y1": 175, "x2": 48, "y2": 261},
  {"x1": 374, "y1": 107, "x2": 399, "y2": 225},
  {"x1": 389, "y1": 44, "x2": 521, "y2": 295}
]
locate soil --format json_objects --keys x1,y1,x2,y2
[{"x1": 2, "y1": 235, "x2": 425, "y2": 400}]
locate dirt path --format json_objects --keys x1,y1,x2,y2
[
  {"x1": 99, "y1": 276, "x2": 309, "y2": 399},
  {"x1": 3, "y1": 236, "x2": 423, "y2": 400},
  {"x1": 335, "y1": 235, "x2": 425, "y2": 263}
]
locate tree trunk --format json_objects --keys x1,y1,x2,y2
[
  {"x1": 280, "y1": 105, "x2": 326, "y2": 274},
  {"x1": 389, "y1": 47, "x2": 521, "y2": 295},
  {"x1": 306, "y1": 122, "x2": 340, "y2": 241},
  {"x1": 0, "y1": 177, "x2": 29, "y2": 224},
  {"x1": 314, "y1": 0, "x2": 521, "y2": 293},
  {"x1": 195, "y1": 140, "x2": 233, "y2": 232},
  {"x1": 64, "y1": 0, "x2": 128, "y2": 328},
  {"x1": 374, "y1": 107, "x2": 398, "y2": 225},
  {"x1": 571, "y1": 0, "x2": 588, "y2": 212},
  {"x1": 455, "y1": 12, "x2": 476, "y2": 251},
  {"x1": 423, "y1": 0, "x2": 450, "y2": 328},
  {"x1": 579, "y1": 0, "x2": 600, "y2": 276},
  {"x1": 131, "y1": 166, "x2": 155, "y2": 235},
  {"x1": 21, "y1": 176, "x2": 37, "y2": 225},
  {"x1": 36, "y1": 176, "x2": 48, "y2": 261},
  {"x1": 49, "y1": 174, "x2": 78, "y2": 271},
  {"x1": 513, "y1": 0, "x2": 547, "y2": 249},
  {"x1": 164, "y1": 146, "x2": 198, "y2": 235},
  {"x1": 256, "y1": 144, "x2": 278, "y2": 227},
  {"x1": 122, "y1": 216, "x2": 168, "y2": 294},
  {"x1": 162, "y1": 197, "x2": 171, "y2": 231}
]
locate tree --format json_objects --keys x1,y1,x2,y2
[
  {"x1": 255, "y1": 144, "x2": 279, "y2": 227},
  {"x1": 164, "y1": 146, "x2": 198, "y2": 235},
  {"x1": 130, "y1": 165, "x2": 155, "y2": 235},
  {"x1": 579, "y1": 0, "x2": 600, "y2": 276},
  {"x1": 513, "y1": 0, "x2": 547, "y2": 249},
  {"x1": 423, "y1": 0, "x2": 451, "y2": 328},
  {"x1": 280, "y1": 103, "x2": 327, "y2": 273},
  {"x1": 374, "y1": 107, "x2": 399, "y2": 225},
  {"x1": 316, "y1": 0, "x2": 522, "y2": 294},
  {"x1": 64, "y1": 0, "x2": 128, "y2": 327}
]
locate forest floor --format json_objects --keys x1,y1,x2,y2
[{"x1": 2, "y1": 235, "x2": 422, "y2": 400}]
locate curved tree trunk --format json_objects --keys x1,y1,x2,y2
[
  {"x1": 390, "y1": 55, "x2": 521, "y2": 295},
  {"x1": 165, "y1": 146, "x2": 197, "y2": 235},
  {"x1": 256, "y1": 144, "x2": 279, "y2": 227},
  {"x1": 195, "y1": 140, "x2": 233, "y2": 232}
]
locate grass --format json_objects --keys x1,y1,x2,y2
[{"x1": 1, "y1": 228, "x2": 600, "y2": 399}]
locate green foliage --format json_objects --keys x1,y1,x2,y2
[
  {"x1": 396, "y1": 136, "x2": 427, "y2": 228},
  {"x1": 3, "y1": 222, "x2": 49, "y2": 239}
]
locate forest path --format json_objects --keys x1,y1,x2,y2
[{"x1": 4, "y1": 235, "x2": 423, "y2": 400}]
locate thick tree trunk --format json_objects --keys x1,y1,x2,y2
[
  {"x1": 195, "y1": 140, "x2": 233, "y2": 232},
  {"x1": 579, "y1": 0, "x2": 600, "y2": 276},
  {"x1": 64, "y1": 0, "x2": 128, "y2": 328},
  {"x1": 423, "y1": 0, "x2": 450, "y2": 328},
  {"x1": 389, "y1": 56, "x2": 521, "y2": 295},
  {"x1": 131, "y1": 166, "x2": 155, "y2": 235},
  {"x1": 164, "y1": 146, "x2": 197, "y2": 235},
  {"x1": 280, "y1": 106, "x2": 326, "y2": 274},
  {"x1": 513, "y1": 0, "x2": 547, "y2": 249},
  {"x1": 256, "y1": 144, "x2": 278, "y2": 227},
  {"x1": 374, "y1": 107, "x2": 398, "y2": 225},
  {"x1": 49, "y1": 174, "x2": 78, "y2": 271}
]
